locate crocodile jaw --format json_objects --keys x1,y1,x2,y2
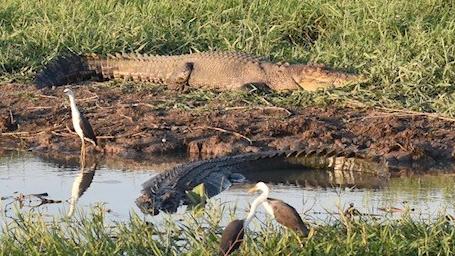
[{"x1": 289, "y1": 64, "x2": 364, "y2": 91}]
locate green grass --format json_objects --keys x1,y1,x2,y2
[
  {"x1": 1, "y1": 204, "x2": 455, "y2": 255},
  {"x1": 1, "y1": 0, "x2": 455, "y2": 115}
]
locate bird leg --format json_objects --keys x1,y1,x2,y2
[
  {"x1": 79, "y1": 152, "x2": 86, "y2": 169},
  {"x1": 80, "y1": 139, "x2": 86, "y2": 164}
]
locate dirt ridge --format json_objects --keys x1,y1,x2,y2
[{"x1": 1, "y1": 83, "x2": 454, "y2": 171}]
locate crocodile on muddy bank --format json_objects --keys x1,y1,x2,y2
[{"x1": 34, "y1": 52, "x2": 362, "y2": 91}]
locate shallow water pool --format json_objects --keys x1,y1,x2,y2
[{"x1": 1, "y1": 151, "x2": 454, "y2": 224}]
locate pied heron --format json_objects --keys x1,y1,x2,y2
[
  {"x1": 63, "y1": 88, "x2": 97, "y2": 159},
  {"x1": 248, "y1": 182, "x2": 309, "y2": 236},
  {"x1": 219, "y1": 184, "x2": 266, "y2": 255}
]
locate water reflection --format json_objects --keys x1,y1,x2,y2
[
  {"x1": 2, "y1": 192, "x2": 63, "y2": 215},
  {"x1": 36, "y1": 151, "x2": 186, "y2": 171},
  {"x1": 0, "y1": 151, "x2": 155, "y2": 219},
  {"x1": 67, "y1": 157, "x2": 97, "y2": 217},
  {"x1": 0, "y1": 151, "x2": 454, "y2": 222}
]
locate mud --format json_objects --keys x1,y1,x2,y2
[{"x1": 1, "y1": 83, "x2": 454, "y2": 170}]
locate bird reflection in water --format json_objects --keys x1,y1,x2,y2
[{"x1": 67, "y1": 155, "x2": 98, "y2": 217}]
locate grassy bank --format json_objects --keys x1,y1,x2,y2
[
  {"x1": 1, "y1": 0, "x2": 454, "y2": 115},
  {"x1": 1, "y1": 205, "x2": 455, "y2": 255}
]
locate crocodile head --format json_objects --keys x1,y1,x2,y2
[
  {"x1": 287, "y1": 64, "x2": 365, "y2": 91},
  {"x1": 135, "y1": 190, "x2": 183, "y2": 215},
  {"x1": 135, "y1": 193, "x2": 160, "y2": 215}
]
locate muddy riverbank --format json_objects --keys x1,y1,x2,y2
[{"x1": 1, "y1": 83, "x2": 454, "y2": 170}]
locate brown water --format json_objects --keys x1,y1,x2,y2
[{"x1": 1, "y1": 151, "x2": 455, "y2": 224}]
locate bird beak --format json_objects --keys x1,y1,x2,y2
[{"x1": 248, "y1": 186, "x2": 257, "y2": 193}]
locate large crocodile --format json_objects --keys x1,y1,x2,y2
[
  {"x1": 35, "y1": 52, "x2": 361, "y2": 91},
  {"x1": 135, "y1": 148, "x2": 387, "y2": 215}
]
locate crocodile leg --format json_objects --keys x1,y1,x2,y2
[{"x1": 166, "y1": 62, "x2": 193, "y2": 91}]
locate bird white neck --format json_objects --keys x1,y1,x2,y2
[
  {"x1": 67, "y1": 95, "x2": 80, "y2": 115},
  {"x1": 244, "y1": 187, "x2": 269, "y2": 226}
]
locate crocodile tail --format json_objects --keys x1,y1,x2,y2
[{"x1": 34, "y1": 54, "x2": 103, "y2": 89}]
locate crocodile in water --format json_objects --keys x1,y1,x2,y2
[
  {"x1": 35, "y1": 52, "x2": 362, "y2": 91},
  {"x1": 135, "y1": 148, "x2": 386, "y2": 215}
]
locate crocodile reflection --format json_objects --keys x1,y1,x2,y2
[
  {"x1": 136, "y1": 150, "x2": 389, "y2": 216},
  {"x1": 242, "y1": 156, "x2": 388, "y2": 189},
  {"x1": 67, "y1": 158, "x2": 98, "y2": 217}
]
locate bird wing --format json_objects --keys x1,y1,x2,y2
[
  {"x1": 79, "y1": 114, "x2": 97, "y2": 145},
  {"x1": 219, "y1": 219, "x2": 245, "y2": 255},
  {"x1": 69, "y1": 169, "x2": 96, "y2": 204},
  {"x1": 268, "y1": 198, "x2": 309, "y2": 235}
]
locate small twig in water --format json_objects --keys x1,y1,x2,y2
[
  {"x1": 2, "y1": 192, "x2": 62, "y2": 212},
  {"x1": 31, "y1": 195, "x2": 63, "y2": 208}
]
